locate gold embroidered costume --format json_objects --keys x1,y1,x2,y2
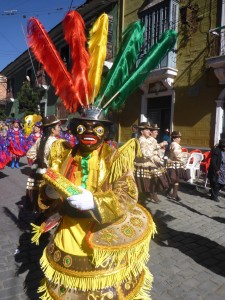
[{"x1": 38, "y1": 139, "x2": 156, "y2": 299}]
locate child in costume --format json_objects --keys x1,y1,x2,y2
[
  {"x1": 7, "y1": 119, "x2": 27, "y2": 168},
  {"x1": 27, "y1": 10, "x2": 177, "y2": 299}
]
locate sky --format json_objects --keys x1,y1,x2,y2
[{"x1": 0, "y1": 0, "x2": 86, "y2": 71}]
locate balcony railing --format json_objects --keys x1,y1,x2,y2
[{"x1": 208, "y1": 26, "x2": 225, "y2": 57}]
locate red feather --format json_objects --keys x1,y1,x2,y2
[
  {"x1": 63, "y1": 11, "x2": 92, "y2": 106},
  {"x1": 27, "y1": 17, "x2": 81, "y2": 112}
]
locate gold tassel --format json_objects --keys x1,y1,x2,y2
[{"x1": 30, "y1": 222, "x2": 45, "y2": 245}]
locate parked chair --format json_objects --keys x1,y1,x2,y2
[
  {"x1": 200, "y1": 151, "x2": 212, "y2": 187},
  {"x1": 186, "y1": 152, "x2": 204, "y2": 184},
  {"x1": 189, "y1": 149, "x2": 202, "y2": 154},
  {"x1": 182, "y1": 148, "x2": 189, "y2": 152}
]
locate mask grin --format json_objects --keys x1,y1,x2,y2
[
  {"x1": 76, "y1": 121, "x2": 106, "y2": 151},
  {"x1": 80, "y1": 134, "x2": 98, "y2": 145}
]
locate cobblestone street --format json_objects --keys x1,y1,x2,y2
[{"x1": 0, "y1": 158, "x2": 225, "y2": 299}]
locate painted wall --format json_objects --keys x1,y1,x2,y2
[{"x1": 174, "y1": 0, "x2": 220, "y2": 148}]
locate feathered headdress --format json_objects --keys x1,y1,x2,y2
[{"x1": 27, "y1": 11, "x2": 177, "y2": 122}]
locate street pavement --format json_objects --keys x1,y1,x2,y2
[{"x1": 0, "y1": 157, "x2": 225, "y2": 299}]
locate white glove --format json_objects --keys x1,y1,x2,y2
[{"x1": 67, "y1": 186, "x2": 95, "y2": 210}]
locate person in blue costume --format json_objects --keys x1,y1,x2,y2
[{"x1": 7, "y1": 119, "x2": 27, "y2": 168}]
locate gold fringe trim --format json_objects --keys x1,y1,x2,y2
[
  {"x1": 132, "y1": 267, "x2": 153, "y2": 300},
  {"x1": 38, "y1": 280, "x2": 53, "y2": 300},
  {"x1": 38, "y1": 267, "x2": 153, "y2": 300},
  {"x1": 30, "y1": 222, "x2": 45, "y2": 245},
  {"x1": 109, "y1": 139, "x2": 141, "y2": 183},
  {"x1": 40, "y1": 243, "x2": 150, "y2": 291},
  {"x1": 92, "y1": 207, "x2": 157, "y2": 268}
]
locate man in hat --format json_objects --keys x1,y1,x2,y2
[
  {"x1": 7, "y1": 118, "x2": 26, "y2": 168},
  {"x1": 208, "y1": 138, "x2": 225, "y2": 202},
  {"x1": 32, "y1": 110, "x2": 155, "y2": 299}
]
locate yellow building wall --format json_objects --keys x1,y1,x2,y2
[
  {"x1": 174, "y1": 0, "x2": 221, "y2": 148},
  {"x1": 117, "y1": 0, "x2": 145, "y2": 142}
]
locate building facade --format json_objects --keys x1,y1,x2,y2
[
  {"x1": 118, "y1": 0, "x2": 224, "y2": 149},
  {"x1": 1, "y1": 0, "x2": 224, "y2": 149}
]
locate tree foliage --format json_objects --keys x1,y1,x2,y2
[{"x1": 17, "y1": 81, "x2": 41, "y2": 115}]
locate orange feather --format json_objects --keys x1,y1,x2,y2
[
  {"x1": 63, "y1": 11, "x2": 92, "y2": 106},
  {"x1": 27, "y1": 17, "x2": 81, "y2": 113}
]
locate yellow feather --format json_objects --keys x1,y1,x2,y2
[{"x1": 88, "y1": 13, "x2": 108, "y2": 103}]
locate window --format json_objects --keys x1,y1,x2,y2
[
  {"x1": 139, "y1": 0, "x2": 178, "y2": 68},
  {"x1": 106, "y1": 15, "x2": 114, "y2": 61}
]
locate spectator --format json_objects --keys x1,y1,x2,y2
[
  {"x1": 131, "y1": 124, "x2": 139, "y2": 139},
  {"x1": 161, "y1": 128, "x2": 171, "y2": 156},
  {"x1": 208, "y1": 139, "x2": 225, "y2": 202}
]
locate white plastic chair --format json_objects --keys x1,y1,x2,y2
[{"x1": 186, "y1": 153, "x2": 204, "y2": 184}]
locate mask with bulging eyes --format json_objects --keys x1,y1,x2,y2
[{"x1": 76, "y1": 120, "x2": 107, "y2": 152}]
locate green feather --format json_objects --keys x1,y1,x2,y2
[
  {"x1": 102, "y1": 30, "x2": 178, "y2": 112},
  {"x1": 95, "y1": 21, "x2": 145, "y2": 108}
]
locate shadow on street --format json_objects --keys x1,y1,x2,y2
[
  {"x1": 149, "y1": 209, "x2": 225, "y2": 277},
  {"x1": 3, "y1": 203, "x2": 49, "y2": 300}
]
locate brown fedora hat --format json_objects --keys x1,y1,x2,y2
[
  {"x1": 137, "y1": 122, "x2": 151, "y2": 130},
  {"x1": 150, "y1": 123, "x2": 160, "y2": 130},
  {"x1": 42, "y1": 115, "x2": 60, "y2": 127},
  {"x1": 171, "y1": 131, "x2": 182, "y2": 138}
]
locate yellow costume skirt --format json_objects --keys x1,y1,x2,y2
[{"x1": 39, "y1": 205, "x2": 156, "y2": 299}]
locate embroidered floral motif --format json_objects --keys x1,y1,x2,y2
[
  {"x1": 100, "y1": 229, "x2": 118, "y2": 245},
  {"x1": 53, "y1": 250, "x2": 61, "y2": 262},
  {"x1": 48, "y1": 243, "x2": 54, "y2": 254},
  {"x1": 126, "y1": 176, "x2": 138, "y2": 198},
  {"x1": 121, "y1": 225, "x2": 135, "y2": 238},
  {"x1": 132, "y1": 209, "x2": 142, "y2": 215},
  {"x1": 130, "y1": 217, "x2": 143, "y2": 228},
  {"x1": 88, "y1": 291, "x2": 114, "y2": 299},
  {"x1": 63, "y1": 255, "x2": 73, "y2": 268},
  {"x1": 59, "y1": 285, "x2": 66, "y2": 296}
]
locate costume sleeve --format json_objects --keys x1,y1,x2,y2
[
  {"x1": 26, "y1": 138, "x2": 39, "y2": 160},
  {"x1": 48, "y1": 139, "x2": 72, "y2": 171},
  {"x1": 139, "y1": 137, "x2": 152, "y2": 157},
  {"x1": 92, "y1": 169, "x2": 138, "y2": 224}
]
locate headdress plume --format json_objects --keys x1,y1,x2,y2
[
  {"x1": 88, "y1": 13, "x2": 109, "y2": 103},
  {"x1": 102, "y1": 30, "x2": 178, "y2": 112},
  {"x1": 95, "y1": 21, "x2": 145, "y2": 108},
  {"x1": 27, "y1": 17, "x2": 80, "y2": 113},
  {"x1": 63, "y1": 11, "x2": 91, "y2": 106}
]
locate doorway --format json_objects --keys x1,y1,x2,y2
[{"x1": 147, "y1": 95, "x2": 172, "y2": 142}]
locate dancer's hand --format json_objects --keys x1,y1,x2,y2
[{"x1": 67, "y1": 187, "x2": 94, "y2": 210}]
